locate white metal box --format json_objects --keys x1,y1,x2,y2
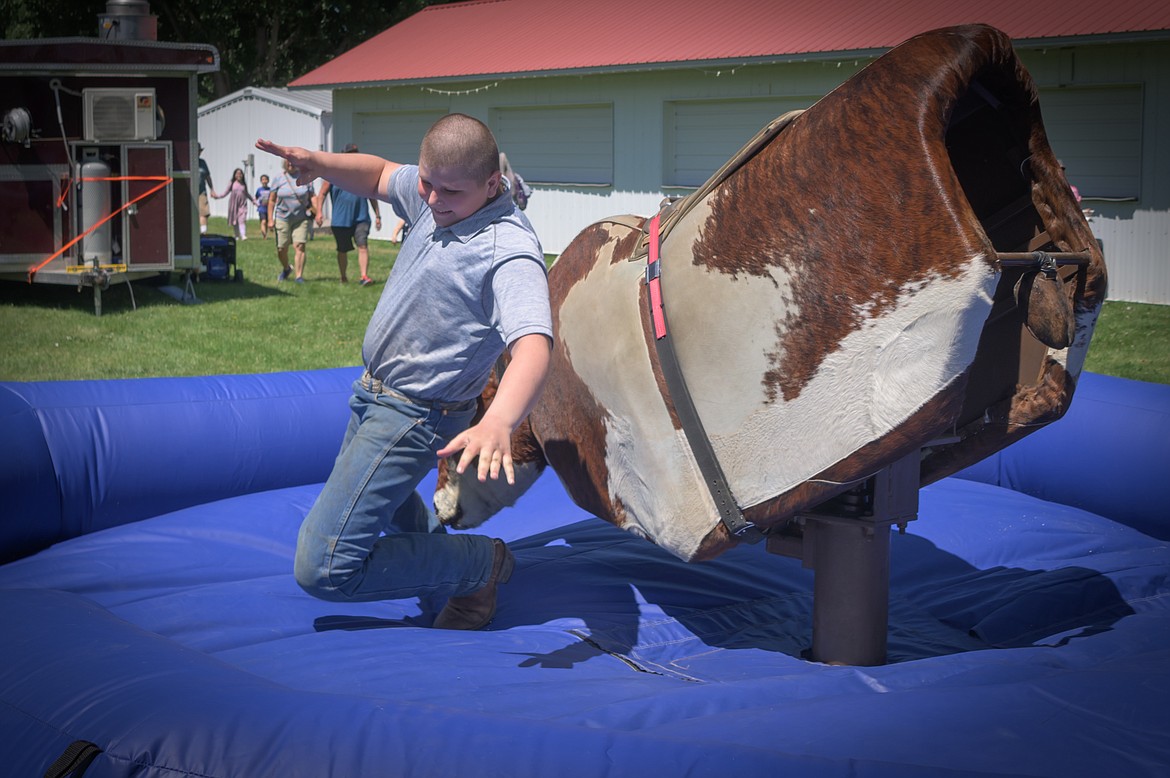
[{"x1": 83, "y1": 88, "x2": 157, "y2": 141}]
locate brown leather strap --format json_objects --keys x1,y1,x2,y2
[{"x1": 644, "y1": 215, "x2": 763, "y2": 544}]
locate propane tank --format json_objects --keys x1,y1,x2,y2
[{"x1": 80, "y1": 150, "x2": 112, "y2": 265}]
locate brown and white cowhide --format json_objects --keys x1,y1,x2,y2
[{"x1": 435, "y1": 24, "x2": 1106, "y2": 562}]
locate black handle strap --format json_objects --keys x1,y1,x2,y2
[{"x1": 44, "y1": 740, "x2": 101, "y2": 778}]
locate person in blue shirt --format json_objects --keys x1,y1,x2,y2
[
  {"x1": 313, "y1": 144, "x2": 383, "y2": 285},
  {"x1": 254, "y1": 174, "x2": 272, "y2": 240},
  {"x1": 256, "y1": 114, "x2": 552, "y2": 630}
]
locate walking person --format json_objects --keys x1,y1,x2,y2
[
  {"x1": 267, "y1": 158, "x2": 315, "y2": 283},
  {"x1": 197, "y1": 145, "x2": 214, "y2": 235},
  {"x1": 313, "y1": 143, "x2": 383, "y2": 285},
  {"x1": 213, "y1": 167, "x2": 255, "y2": 241},
  {"x1": 255, "y1": 174, "x2": 272, "y2": 239}
]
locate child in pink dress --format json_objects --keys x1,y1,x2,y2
[{"x1": 214, "y1": 168, "x2": 255, "y2": 240}]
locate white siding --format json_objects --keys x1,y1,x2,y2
[
  {"x1": 198, "y1": 93, "x2": 330, "y2": 220},
  {"x1": 1088, "y1": 213, "x2": 1170, "y2": 304}
]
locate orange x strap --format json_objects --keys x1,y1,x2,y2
[{"x1": 30, "y1": 175, "x2": 172, "y2": 282}]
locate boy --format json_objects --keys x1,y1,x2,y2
[
  {"x1": 255, "y1": 174, "x2": 272, "y2": 240},
  {"x1": 255, "y1": 114, "x2": 551, "y2": 630}
]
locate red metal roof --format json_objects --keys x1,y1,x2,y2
[{"x1": 291, "y1": 0, "x2": 1170, "y2": 88}]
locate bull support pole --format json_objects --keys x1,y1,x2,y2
[{"x1": 768, "y1": 453, "x2": 920, "y2": 666}]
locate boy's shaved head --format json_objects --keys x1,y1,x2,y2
[{"x1": 420, "y1": 113, "x2": 500, "y2": 182}]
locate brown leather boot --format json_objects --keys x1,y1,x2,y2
[{"x1": 433, "y1": 539, "x2": 515, "y2": 630}]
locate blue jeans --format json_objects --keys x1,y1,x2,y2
[{"x1": 294, "y1": 380, "x2": 495, "y2": 604}]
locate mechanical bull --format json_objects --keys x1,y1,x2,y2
[{"x1": 436, "y1": 25, "x2": 1106, "y2": 567}]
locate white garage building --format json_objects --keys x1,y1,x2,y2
[
  {"x1": 290, "y1": 0, "x2": 1170, "y2": 304},
  {"x1": 197, "y1": 87, "x2": 332, "y2": 221}
]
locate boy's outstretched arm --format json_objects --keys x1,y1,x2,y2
[
  {"x1": 254, "y1": 139, "x2": 400, "y2": 201},
  {"x1": 437, "y1": 333, "x2": 552, "y2": 485}
]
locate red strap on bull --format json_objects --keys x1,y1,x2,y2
[{"x1": 645, "y1": 214, "x2": 667, "y2": 339}]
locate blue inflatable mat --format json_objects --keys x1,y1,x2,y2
[{"x1": 1, "y1": 370, "x2": 1168, "y2": 777}]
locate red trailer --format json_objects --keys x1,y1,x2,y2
[{"x1": 0, "y1": 6, "x2": 218, "y2": 314}]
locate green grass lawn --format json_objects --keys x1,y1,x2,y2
[
  {"x1": 0, "y1": 217, "x2": 390, "y2": 380},
  {"x1": 1, "y1": 216, "x2": 1167, "y2": 384},
  {"x1": 1082, "y1": 300, "x2": 1170, "y2": 385}
]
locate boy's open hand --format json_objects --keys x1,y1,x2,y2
[
  {"x1": 437, "y1": 416, "x2": 515, "y2": 485},
  {"x1": 255, "y1": 139, "x2": 317, "y2": 186},
  {"x1": 436, "y1": 334, "x2": 550, "y2": 488}
]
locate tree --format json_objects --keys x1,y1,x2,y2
[
  {"x1": 2, "y1": 0, "x2": 448, "y2": 104},
  {"x1": 1, "y1": 0, "x2": 94, "y2": 39}
]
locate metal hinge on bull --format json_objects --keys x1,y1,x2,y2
[{"x1": 644, "y1": 213, "x2": 764, "y2": 544}]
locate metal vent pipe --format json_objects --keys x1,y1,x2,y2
[{"x1": 97, "y1": 0, "x2": 158, "y2": 41}]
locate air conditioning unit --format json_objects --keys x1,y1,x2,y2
[{"x1": 83, "y1": 88, "x2": 157, "y2": 141}]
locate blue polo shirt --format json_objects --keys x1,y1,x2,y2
[
  {"x1": 329, "y1": 187, "x2": 370, "y2": 229},
  {"x1": 361, "y1": 165, "x2": 551, "y2": 403}
]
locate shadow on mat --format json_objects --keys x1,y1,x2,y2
[{"x1": 487, "y1": 519, "x2": 1134, "y2": 673}]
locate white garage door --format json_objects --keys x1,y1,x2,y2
[
  {"x1": 663, "y1": 96, "x2": 813, "y2": 188},
  {"x1": 1039, "y1": 84, "x2": 1143, "y2": 200},
  {"x1": 352, "y1": 110, "x2": 448, "y2": 165}
]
